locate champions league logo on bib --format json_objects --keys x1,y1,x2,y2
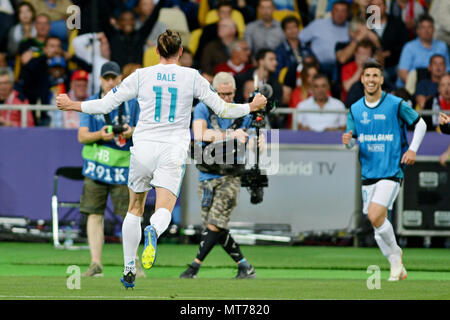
[{"x1": 360, "y1": 111, "x2": 371, "y2": 125}]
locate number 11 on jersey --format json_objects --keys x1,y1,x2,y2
[{"x1": 153, "y1": 86, "x2": 178, "y2": 123}]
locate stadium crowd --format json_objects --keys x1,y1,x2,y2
[{"x1": 0, "y1": 0, "x2": 449, "y2": 131}]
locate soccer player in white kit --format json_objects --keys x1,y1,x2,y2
[{"x1": 56, "y1": 30, "x2": 267, "y2": 289}]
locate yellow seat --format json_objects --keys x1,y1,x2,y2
[
  {"x1": 273, "y1": 10, "x2": 303, "y2": 29},
  {"x1": 198, "y1": 0, "x2": 210, "y2": 27},
  {"x1": 188, "y1": 28, "x2": 203, "y2": 55},
  {"x1": 278, "y1": 66, "x2": 289, "y2": 84},
  {"x1": 143, "y1": 46, "x2": 160, "y2": 67},
  {"x1": 67, "y1": 29, "x2": 79, "y2": 71},
  {"x1": 204, "y1": 9, "x2": 246, "y2": 38},
  {"x1": 158, "y1": 8, "x2": 191, "y2": 47}
]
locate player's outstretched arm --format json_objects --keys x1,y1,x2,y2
[
  {"x1": 194, "y1": 72, "x2": 267, "y2": 119},
  {"x1": 58, "y1": 71, "x2": 139, "y2": 115},
  {"x1": 56, "y1": 94, "x2": 82, "y2": 112},
  {"x1": 401, "y1": 117, "x2": 427, "y2": 165}
]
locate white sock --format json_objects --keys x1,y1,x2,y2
[
  {"x1": 375, "y1": 218, "x2": 400, "y2": 262},
  {"x1": 150, "y1": 208, "x2": 172, "y2": 238},
  {"x1": 374, "y1": 229, "x2": 391, "y2": 259},
  {"x1": 122, "y1": 212, "x2": 142, "y2": 274}
]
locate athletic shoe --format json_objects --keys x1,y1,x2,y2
[
  {"x1": 120, "y1": 271, "x2": 136, "y2": 289},
  {"x1": 81, "y1": 262, "x2": 103, "y2": 277},
  {"x1": 142, "y1": 225, "x2": 158, "y2": 270},
  {"x1": 388, "y1": 248, "x2": 407, "y2": 281},
  {"x1": 179, "y1": 264, "x2": 199, "y2": 279},
  {"x1": 235, "y1": 265, "x2": 256, "y2": 279}
]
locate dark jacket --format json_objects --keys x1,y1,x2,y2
[{"x1": 105, "y1": 0, "x2": 165, "y2": 68}]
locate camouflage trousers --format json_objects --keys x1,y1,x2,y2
[{"x1": 198, "y1": 176, "x2": 241, "y2": 229}]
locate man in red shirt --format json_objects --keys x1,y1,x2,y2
[
  {"x1": 214, "y1": 39, "x2": 252, "y2": 76},
  {"x1": 0, "y1": 67, "x2": 34, "y2": 127},
  {"x1": 341, "y1": 40, "x2": 375, "y2": 102}
]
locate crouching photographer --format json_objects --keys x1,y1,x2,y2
[
  {"x1": 180, "y1": 72, "x2": 262, "y2": 279},
  {"x1": 78, "y1": 61, "x2": 141, "y2": 277}
]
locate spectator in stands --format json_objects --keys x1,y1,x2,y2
[
  {"x1": 397, "y1": 14, "x2": 450, "y2": 88},
  {"x1": 135, "y1": 0, "x2": 167, "y2": 51},
  {"x1": 214, "y1": 39, "x2": 252, "y2": 76},
  {"x1": 26, "y1": 0, "x2": 73, "y2": 46},
  {"x1": 429, "y1": 0, "x2": 450, "y2": 45},
  {"x1": 341, "y1": 39, "x2": 375, "y2": 102},
  {"x1": 47, "y1": 56, "x2": 68, "y2": 101},
  {"x1": 285, "y1": 62, "x2": 319, "y2": 129},
  {"x1": 7, "y1": 2, "x2": 36, "y2": 58},
  {"x1": 205, "y1": 0, "x2": 258, "y2": 24},
  {"x1": 438, "y1": 112, "x2": 450, "y2": 136},
  {"x1": 72, "y1": 32, "x2": 110, "y2": 94},
  {"x1": 235, "y1": 48, "x2": 284, "y2": 128},
  {"x1": 200, "y1": 18, "x2": 237, "y2": 77},
  {"x1": 296, "y1": 73, "x2": 346, "y2": 131},
  {"x1": 0, "y1": 0, "x2": 14, "y2": 53},
  {"x1": 368, "y1": 0, "x2": 409, "y2": 84},
  {"x1": 104, "y1": 0, "x2": 165, "y2": 68},
  {"x1": 386, "y1": 0, "x2": 424, "y2": 39},
  {"x1": 335, "y1": 18, "x2": 381, "y2": 79},
  {"x1": 20, "y1": 36, "x2": 65, "y2": 125},
  {"x1": 0, "y1": 67, "x2": 34, "y2": 127},
  {"x1": 0, "y1": 52, "x2": 6, "y2": 67},
  {"x1": 122, "y1": 63, "x2": 142, "y2": 80},
  {"x1": 18, "y1": 13, "x2": 51, "y2": 67},
  {"x1": 194, "y1": 0, "x2": 236, "y2": 66},
  {"x1": 49, "y1": 69, "x2": 88, "y2": 128},
  {"x1": 275, "y1": 15, "x2": 314, "y2": 77},
  {"x1": 179, "y1": 47, "x2": 193, "y2": 68},
  {"x1": 415, "y1": 54, "x2": 447, "y2": 110},
  {"x1": 244, "y1": 0, "x2": 284, "y2": 57},
  {"x1": 299, "y1": 0, "x2": 350, "y2": 81},
  {"x1": 423, "y1": 74, "x2": 450, "y2": 132}
]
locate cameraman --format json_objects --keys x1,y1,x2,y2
[
  {"x1": 78, "y1": 61, "x2": 141, "y2": 277},
  {"x1": 180, "y1": 72, "x2": 261, "y2": 279}
]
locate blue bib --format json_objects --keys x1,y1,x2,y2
[{"x1": 350, "y1": 92, "x2": 409, "y2": 180}]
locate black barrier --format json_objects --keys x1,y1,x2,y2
[{"x1": 397, "y1": 159, "x2": 450, "y2": 237}]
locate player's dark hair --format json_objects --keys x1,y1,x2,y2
[
  {"x1": 157, "y1": 29, "x2": 182, "y2": 59},
  {"x1": 362, "y1": 59, "x2": 383, "y2": 73}
]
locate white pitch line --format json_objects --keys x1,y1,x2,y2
[{"x1": 0, "y1": 295, "x2": 291, "y2": 300}]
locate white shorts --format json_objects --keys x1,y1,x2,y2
[
  {"x1": 128, "y1": 142, "x2": 187, "y2": 197},
  {"x1": 361, "y1": 179, "x2": 400, "y2": 214}
]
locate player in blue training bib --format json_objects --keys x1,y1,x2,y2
[{"x1": 342, "y1": 60, "x2": 427, "y2": 281}]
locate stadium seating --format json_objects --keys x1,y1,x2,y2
[
  {"x1": 143, "y1": 46, "x2": 160, "y2": 67},
  {"x1": 187, "y1": 28, "x2": 203, "y2": 55},
  {"x1": 158, "y1": 8, "x2": 191, "y2": 48},
  {"x1": 204, "y1": 9, "x2": 246, "y2": 38}
]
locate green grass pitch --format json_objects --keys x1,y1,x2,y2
[{"x1": 0, "y1": 242, "x2": 449, "y2": 300}]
